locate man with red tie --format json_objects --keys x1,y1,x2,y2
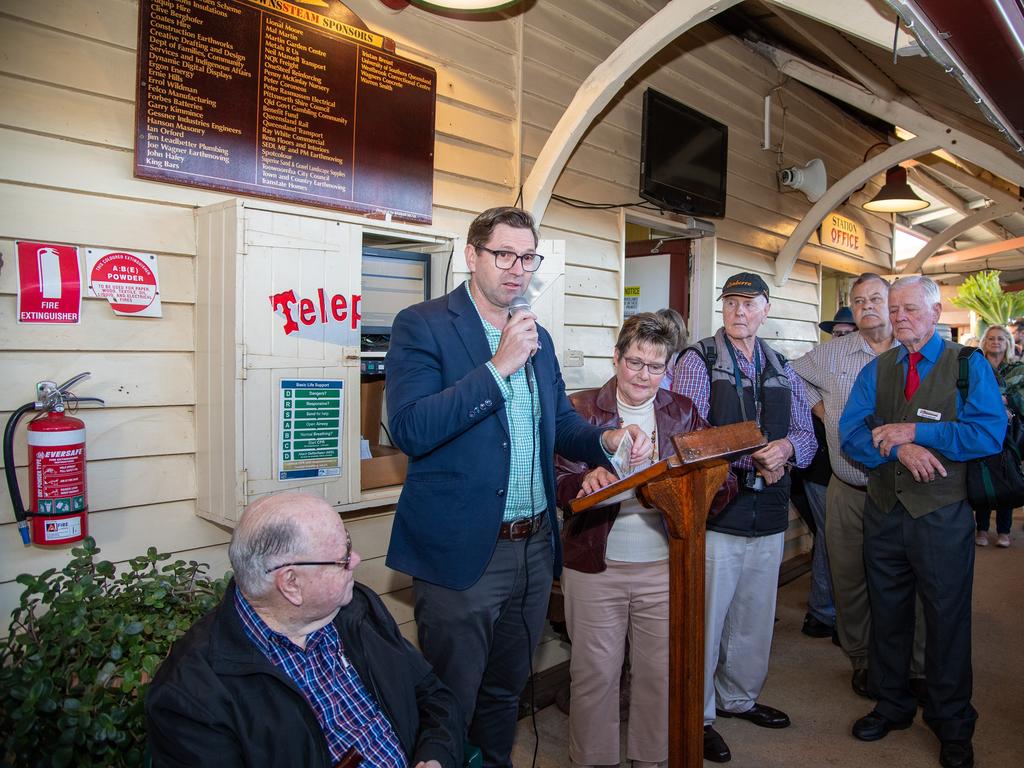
[{"x1": 839, "y1": 277, "x2": 1005, "y2": 768}]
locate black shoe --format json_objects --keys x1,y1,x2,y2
[
  {"x1": 801, "y1": 613, "x2": 834, "y2": 638},
  {"x1": 703, "y1": 725, "x2": 731, "y2": 763},
  {"x1": 716, "y1": 703, "x2": 791, "y2": 729},
  {"x1": 939, "y1": 741, "x2": 974, "y2": 768},
  {"x1": 851, "y1": 669, "x2": 872, "y2": 699},
  {"x1": 852, "y1": 710, "x2": 913, "y2": 741},
  {"x1": 909, "y1": 677, "x2": 928, "y2": 707}
]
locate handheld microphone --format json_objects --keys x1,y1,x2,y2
[{"x1": 508, "y1": 295, "x2": 535, "y2": 394}]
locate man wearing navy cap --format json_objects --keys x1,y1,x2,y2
[
  {"x1": 672, "y1": 272, "x2": 816, "y2": 763},
  {"x1": 820, "y1": 306, "x2": 857, "y2": 338}
]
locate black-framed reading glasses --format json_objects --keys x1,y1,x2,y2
[
  {"x1": 474, "y1": 245, "x2": 545, "y2": 272},
  {"x1": 264, "y1": 531, "x2": 354, "y2": 574}
]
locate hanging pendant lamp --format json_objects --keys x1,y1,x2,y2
[{"x1": 862, "y1": 166, "x2": 930, "y2": 213}]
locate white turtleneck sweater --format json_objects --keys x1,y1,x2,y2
[{"x1": 604, "y1": 392, "x2": 670, "y2": 563}]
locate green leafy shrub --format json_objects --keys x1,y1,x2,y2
[
  {"x1": 950, "y1": 270, "x2": 1024, "y2": 327},
  {"x1": 0, "y1": 538, "x2": 230, "y2": 767}
]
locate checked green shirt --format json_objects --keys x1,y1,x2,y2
[{"x1": 466, "y1": 282, "x2": 545, "y2": 522}]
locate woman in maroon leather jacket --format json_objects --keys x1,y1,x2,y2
[{"x1": 555, "y1": 313, "x2": 737, "y2": 768}]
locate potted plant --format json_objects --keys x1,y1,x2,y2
[
  {"x1": 950, "y1": 270, "x2": 1024, "y2": 333},
  {"x1": 0, "y1": 538, "x2": 229, "y2": 767}
]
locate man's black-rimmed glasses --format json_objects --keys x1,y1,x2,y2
[{"x1": 474, "y1": 245, "x2": 545, "y2": 272}]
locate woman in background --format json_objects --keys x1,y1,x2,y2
[
  {"x1": 974, "y1": 324, "x2": 1024, "y2": 547},
  {"x1": 555, "y1": 312, "x2": 735, "y2": 768},
  {"x1": 655, "y1": 307, "x2": 687, "y2": 390}
]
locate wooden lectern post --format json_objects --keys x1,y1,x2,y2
[{"x1": 566, "y1": 422, "x2": 765, "y2": 768}]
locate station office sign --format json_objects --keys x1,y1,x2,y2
[
  {"x1": 819, "y1": 212, "x2": 868, "y2": 258},
  {"x1": 135, "y1": 0, "x2": 436, "y2": 223}
]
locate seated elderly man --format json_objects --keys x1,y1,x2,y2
[{"x1": 146, "y1": 492, "x2": 463, "y2": 768}]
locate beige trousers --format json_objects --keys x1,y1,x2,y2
[{"x1": 562, "y1": 559, "x2": 669, "y2": 767}]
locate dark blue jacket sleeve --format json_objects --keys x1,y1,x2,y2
[{"x1": 384, "y1": 306, "x2": 505, "y2": 460}]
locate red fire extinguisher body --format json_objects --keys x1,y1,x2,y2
[{"x1": 26, "y1": 411, "x2": 88, "y2": 545}]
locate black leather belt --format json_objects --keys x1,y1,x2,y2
[{"x1": 498, "y1": 514, "x2": 544, "y2": 541}]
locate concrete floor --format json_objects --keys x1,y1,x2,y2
[{"x1": 511, "y1": 511, "x2": 1024, "y2": 767}]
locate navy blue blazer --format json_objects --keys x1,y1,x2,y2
[{"x1": 384, "y1": 283, "x2": 609, "y2": 590}]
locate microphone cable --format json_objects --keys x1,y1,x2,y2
[{"x1": 520, "y1": 356, "x2": 540, "y2": 768}]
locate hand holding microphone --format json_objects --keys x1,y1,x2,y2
[{"x1": 491, "y1": 296, "x2": 539, "y2": 379}]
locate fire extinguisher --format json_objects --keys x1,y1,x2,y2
[{"x1": 3, "y1": 373, "x2": 104, "y2": 547}]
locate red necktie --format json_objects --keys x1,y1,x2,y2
[{"x1": 904, "y1": 351, "x2": 923, "y2": 400}]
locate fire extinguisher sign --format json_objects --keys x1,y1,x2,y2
[
  {"x1": 86, "y1": 248, "x2": 163, "y2": 318},
  {"x1": 15, "y1": 241, "x2": 82, "y2": 324}
]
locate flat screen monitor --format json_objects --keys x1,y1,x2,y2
[
  {"x1": 639, "y1": 88, "x2": 728, "y2": 218},
  {"x1": 360, "y1": 247, "x2": 430, "y2": 337}
]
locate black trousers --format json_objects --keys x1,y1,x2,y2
[
  {"x1": 863, "y1": 496, "x2": 977, "y2": 742},
  {"x1": 413, "y1": 517, "x2": 553, "y2": 768}
]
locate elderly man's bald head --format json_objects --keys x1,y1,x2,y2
[{"x1": 229, "y1": 493, "x2": 335, "y2": 599}]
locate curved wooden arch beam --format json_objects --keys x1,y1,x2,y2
[
  {"x1": 899, "y1": 202, "x2": 1016, "y2": 274},
  {"x1": 520, "y1": 0, "x2": 743, "y2": 223},
  {"x1": 773, "y1": 135, "x2": 939, "y2": 287}
]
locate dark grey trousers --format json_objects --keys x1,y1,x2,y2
[
  {"x1": 413, "y1": 517, "x2": 553, "y2": 768},
  {"x1": 864, "y1": 497, "x2": 977, "y2": 742}
]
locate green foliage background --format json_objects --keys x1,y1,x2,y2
[
  {"x1": 951, "y1": 270, "x2": 1024, "y2": 327},
  {"x1": 0, "y1": 539, "x2": 229, "y2": 767}
]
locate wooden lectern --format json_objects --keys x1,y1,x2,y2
[{"x1": 566, "y1": 421, "x2": 765, "y2": 768}]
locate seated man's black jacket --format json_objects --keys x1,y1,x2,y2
[{"x1": 146, "y1": 580, "x2": 463, "y2": 768}]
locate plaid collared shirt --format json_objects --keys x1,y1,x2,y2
[
  {"x1": 790, "y1": 331, "x2": 899, "y2": 486},
  {"x1": 234, "y1": 590, "x2": 406, "y2": 768},
  {"x1": 466, "y1": 282, "x2": 545, "y2": 522},
  {"x1": 671, "y1": 336, "x2": 816, "y2": 472}
]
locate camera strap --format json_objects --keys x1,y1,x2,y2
[{"x1": 724, "y1": 336, "x2": 762, "y2": 427}]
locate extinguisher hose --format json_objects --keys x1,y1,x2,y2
[{"x1": 3, "y1": 403, "x2": 36, "y2": 546}]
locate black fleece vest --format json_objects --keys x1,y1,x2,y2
[{"x1": 690, "y1": 330, "x2": 793, "y2": 536}]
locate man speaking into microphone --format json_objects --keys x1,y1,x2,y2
[{"x1": 385, "y1": 207, "x2": 650, "y2": 767}]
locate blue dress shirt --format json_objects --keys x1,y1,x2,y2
[{"x1": 840, "y1": 332, "x2": 1006, "y2": 468}]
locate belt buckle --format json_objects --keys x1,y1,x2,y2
[{"x1": 508, "y1": 518, "x2": 531, "y2": 541}]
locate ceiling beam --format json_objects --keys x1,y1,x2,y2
[
  {"x1": 900, "y1": 202, "x2": 1016, "y2": 273},
  {"x1": 768, "y1": 4, "x2": 900, "y2": 102},
  {"x1": 765, "y1": 0, "x2": 916, "y2": 50},
  {"x1": 926, "y1": 236, "x2": 1024, "y2": 265}
]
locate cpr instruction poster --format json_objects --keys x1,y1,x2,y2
[{"x1": 279, "y1": 379, "x2": 344, "y2": 480}]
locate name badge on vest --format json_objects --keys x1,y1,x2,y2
[{"x1": 916, "y1": 408, "x2": 942, "y2": 421}]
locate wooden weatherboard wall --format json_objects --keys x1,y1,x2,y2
[{"x1": 1, "y1": 1, "x2": 892, "y2": 642}]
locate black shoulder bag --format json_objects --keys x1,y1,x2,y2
[{"x1": 956, "y1": 348, "x2": 1024, "y2": 510}]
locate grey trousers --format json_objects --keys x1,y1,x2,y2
[
  {"x1": 413, "y1": 517, "x2": 553, "y2": 768},
  {"x1": 704, "y1": 530, "x2": 785, "y2": 724},
  {"x1": 826, "y1": 476, "x2": 926, "y2": 676}
]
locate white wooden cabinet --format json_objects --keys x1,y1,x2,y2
[{"x1": 195, "y1": 199, "x2": 452, "y2": 527}]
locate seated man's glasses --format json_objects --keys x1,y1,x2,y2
[
  {"x1": 622, "y1": 356, "x2": 667, "y2": 375},
  {"x1": 265, "y1": 532, "x2": 354, "y2": 574},
  {"x1": 474, "y1": 245, "x2": 545, "y2": 272}
]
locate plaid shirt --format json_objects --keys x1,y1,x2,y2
[
  {"x1": 671, "y1": 336, "x2": 816, "y2": 472},
  {"x1": 234, "y1": 590, "x2": 406, "y2": 768},
  {"x1": 790, "y1": 331, "x2": 898, "y2": 486},
  {"x1": 467, "y1": 282, "x2": 545, "y2": 522}
]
